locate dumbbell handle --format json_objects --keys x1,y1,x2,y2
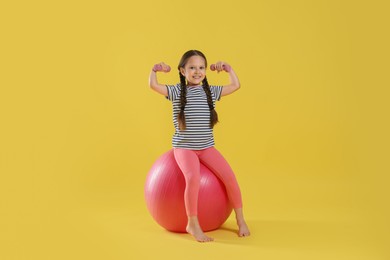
[
  {"x1": 153, "y1": 64, "x2": 171, "y2": 72},
  {"x1": 210, "y1": 64, "x2": 231, "y2": 72}
]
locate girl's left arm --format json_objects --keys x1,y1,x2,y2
[{"x1": 214, "y1": 62, "x2": 241, "y2": 97}]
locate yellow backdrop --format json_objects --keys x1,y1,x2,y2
[{"x1": 1, "y1": 0, "x2": 389, "y2": 259}]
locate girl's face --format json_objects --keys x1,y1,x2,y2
[{"x1": 180, "y1": 55, "x2": 206, "y2": 86}]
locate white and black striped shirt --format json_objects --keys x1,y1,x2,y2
[{"x1": 166, "y1": 84, "x2": 223, "y2": 150}]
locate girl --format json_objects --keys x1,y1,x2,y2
[{"x1": 149, "y1": 50, "x2": 250, "y2": 242}]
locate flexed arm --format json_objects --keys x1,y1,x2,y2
[
  {"x1": 149, "y1": 62, "x2": 171, "y2": 96},
  {"x1": 210, "y1": 61, "x2": 240, "y2": 97}
]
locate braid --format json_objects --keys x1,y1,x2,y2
[
  {"x1": 202, "y1": 76, "x2": 219, "y2": 128},
  {"x1": 178, "y1": 73, "x2": 187, "y2": 130}
]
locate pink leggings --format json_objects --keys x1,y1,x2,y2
[{"x1": 174, "y1": 147, "x2": 243, "y2": 216}]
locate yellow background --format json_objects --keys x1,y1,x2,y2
[{"x1": 1, "y1": 0, "x2": 389, "y2": 259}]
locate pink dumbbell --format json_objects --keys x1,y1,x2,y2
[
  {"x1": 210, "y1": 64, "x2": 231, "y2": 72},
  {"x1": 153, "y1": 64, "x2": 171, "y2": 72}
]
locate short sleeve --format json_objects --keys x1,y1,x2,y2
[
  {"x1": 210, "y1": 85, "x2": 223, "y2": 101},
  {"x1": 166, "y1": 84, "x2": 181, "y2": 101}
]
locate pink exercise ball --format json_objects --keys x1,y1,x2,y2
[{"x1": 145, "y1": 149, "x2": 232, "y2": 233}]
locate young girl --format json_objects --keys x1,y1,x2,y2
[{"x1": 149, "y1": 50, "x2": 250, "y2": 242}]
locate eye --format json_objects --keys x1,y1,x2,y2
[
  {"x1": 189, "y1": 66, "x2": 195, "y2": 69},
  {"x1": 200, "y1": 66, "x2": 205, "y2": 70}
]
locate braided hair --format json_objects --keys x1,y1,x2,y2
[
  {"x1": 177, "y1": 50, "x2": 219, "y2": 130},
  {"x1": 178, "y1": 72, "x2": 187, "y2": 130},
  {"x1": 202, "y1": 76, "x2": 219, "y2": 128}
]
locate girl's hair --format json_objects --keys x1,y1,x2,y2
[{"x1": 177, "y1": 50, "x2": 218, "y2": 130}]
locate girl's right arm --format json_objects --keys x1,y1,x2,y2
[{"x1": 149, "y1": 62, "x2": 170, "y2": 96}]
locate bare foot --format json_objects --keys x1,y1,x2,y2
[
  {"x1": 237, "y1": 220, "x2": 250, "y2": 237},
  {"x1": 233, "y1": 208, "x2": 250, "y2": 237},
  {"x1": 186, "y1": 223, "x2": 214, "y2": 242}
]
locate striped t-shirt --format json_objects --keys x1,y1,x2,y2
[{"x1": 166, "y1": 84, "x2": 223, "y2": 150}]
